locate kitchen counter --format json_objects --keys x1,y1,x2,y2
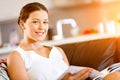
[
  {"x1": 0, "y1": 34, "x2": 120, "y2": 55},
  {"x1": 0, "y1": 46, "x2": 17, "y2": 54},
  {"x1": 41, "y1": 33, "x2": 120, "y2": 46}
]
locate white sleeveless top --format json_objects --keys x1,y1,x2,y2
[{"x1": 15, "y1": 46, "x2": 68, "y2": 80}]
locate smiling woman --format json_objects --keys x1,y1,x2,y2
[
  {"x1": 6, "y1": 2, "x2": 92, "y2": 80},
  {"x1": 21, "y1": 10, "x2": 49, "y2": 41}
]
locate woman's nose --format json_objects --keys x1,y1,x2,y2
[{"x1": 38, "y1": 23, "x2": 44, "y2": 29}]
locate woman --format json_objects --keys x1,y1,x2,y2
[{"x1": 7, "y1": 2, "x2": 92, "y2": 80}]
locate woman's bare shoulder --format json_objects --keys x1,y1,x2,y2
[
  {"x1": 7, "y1": 51, "x2": 29, "y2": 80},
  {"x1": 7, "y1": 50, "x2": 23, "y2": 65},
  {"x1": 7, "y1": 51, "x2": 21, "y2": 60}
]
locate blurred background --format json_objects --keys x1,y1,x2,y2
[{"x1": 1, "y1": 0, "x2": 120, "y2": 57}]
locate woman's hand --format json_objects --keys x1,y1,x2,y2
[{"x1": 62, "y1": 68, "x2": 92, "y2": 80}]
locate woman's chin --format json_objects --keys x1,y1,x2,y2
[
  {"x1": 35, "y1": 36, "x2": 45, "y2": 41},
  {"x1": 37, "y1": 38, "x2": 45, "y2": 42}
]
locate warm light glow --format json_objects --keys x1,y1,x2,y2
[
  {"x1": 106, "y1": 20, "x2": 116, "y2": 34},
  {"x1": 98, "y1": 22, "x2": 104, "y2": 34}
]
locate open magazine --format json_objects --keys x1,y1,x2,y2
[{"x1": 59, "y1": 62, "x2": 120, "y2": 80}]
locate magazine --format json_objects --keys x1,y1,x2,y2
[{"x1": 59, "y1": 63, "x2": 120, "y2": 80}]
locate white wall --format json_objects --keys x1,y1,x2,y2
[{"x1": 0, "y1": 0, "x2": 53, "y2": 22}]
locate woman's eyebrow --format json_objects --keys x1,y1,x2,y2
[
  {"x1": 32, "y1": 18, "x2": 48, "y2": 21},
  {"x1": 32, "y1": 18, "x2": 39, "y2": 20}
]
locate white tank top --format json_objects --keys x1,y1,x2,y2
[{"x1": 15, "y1": 46, "x2": 68, "y2": 80}]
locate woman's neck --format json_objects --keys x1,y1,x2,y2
[{"x1": 19, "y1": 39, "x2": 43, "y2": 51}]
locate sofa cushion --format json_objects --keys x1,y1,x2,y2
[
  {"x1": 0, "y1": 59, "x2": 9, "y2": 80},
  {"x1": 58, "y1": 43, "x2": 76, "y2": 64},
  {"x1": 59, "y1": 38, "x2": 117, "y2": 71},
  {"x1": 115, "y1": 37, "x2": 120, "y2": 62}
]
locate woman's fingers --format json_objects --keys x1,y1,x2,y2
[
  {"x1": 62, "y1": 72, "x2": 72, "y2": 80},
  {"x1": 71, "y1": 68, "x2": 92, "y2": 80},
  {"x1": 77, "y1": 69, "x2": 92, "y2": 80},
  {"x1": 62, "y1": 68, "x2": 92, "y2": 80}
]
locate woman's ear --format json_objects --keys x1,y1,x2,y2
[{"x1": 19, "y1": 20, "x2": 25, "y2": 30}]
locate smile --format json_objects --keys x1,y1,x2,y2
[{"x1": 35, "y1": 32, "x2": 44, "y2": 36}]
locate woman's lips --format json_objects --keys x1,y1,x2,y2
[{"x1": 35, "y1": 31, "x2": 44, "y2": 36}]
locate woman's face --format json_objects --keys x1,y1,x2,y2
[{"x1": 21, "y1": 10, "x2": 49, "y2": 42}]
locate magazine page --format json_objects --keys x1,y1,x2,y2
[
  {"x1": 94, "y1": 62, "x2": 120, "y2": 80},
  {"x1": 59, "y1": 63, "x2": 120, "y2": 80},
  {"x1": 58, "y1": 65, "x2": 104, "y2": 80}
]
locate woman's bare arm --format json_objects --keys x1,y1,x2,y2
[{"x1": 7, "y1": 51, "x2": 29, "y2": 80}]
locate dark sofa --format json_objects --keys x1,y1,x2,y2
[
  {"x1": 1, "y1": 35, "x2": 120, "y2": 80},
  {"x1": 58, "y1": 37, "x2": 120, "y2": 71}
]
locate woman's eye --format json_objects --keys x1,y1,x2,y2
[
  {"x1": 44, "y1": 21, "x2": 49, "y2": 24},
  {"x1": 32, "y1": 21, "x2": 39, "y2": 24}
]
